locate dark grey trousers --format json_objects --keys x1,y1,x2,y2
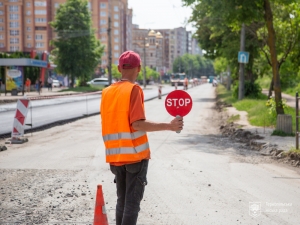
[{"x1": 110, "y1": 159, "x2": 149, "y2": 225}]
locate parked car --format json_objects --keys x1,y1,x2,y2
[
  {"x1": 87, "y1": 78, "x2": 110, "y2": 88},
  {"x1": 52, "y1": 79, "x2": 60, "y2": 88}
]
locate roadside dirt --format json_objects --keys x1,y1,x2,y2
[{"x1": 214, "y1": 99, "x2": 300, "y2": 169}]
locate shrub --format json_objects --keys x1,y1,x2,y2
[{"x1": 233, "y1": 81, "x2": 262, "y2": 99}]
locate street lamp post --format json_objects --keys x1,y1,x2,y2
[{"x1": 143, "y1": 37, "x2": 147, "y2": 89}]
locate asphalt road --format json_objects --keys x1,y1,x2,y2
[{"x1": 1, "y1": 83, "x2": 300, "y2": 224}]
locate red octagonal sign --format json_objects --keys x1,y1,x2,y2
[{"x1": 165, "y1": 90, "x2": 193, "y2": 117}]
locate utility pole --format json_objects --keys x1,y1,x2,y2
[
  {"x1": 143, "y1": 37, "x2": 147, "y2": 89},
  {"x1": 107, "y1": 0, "x2": 112, "y2": 85},
  {"x1": 238, "y1": 23, "x2": 245, "y2": 100}
]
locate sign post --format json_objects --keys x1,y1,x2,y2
[{"x1": 165, "y1": 90, "x2": 193, "y2": 133}]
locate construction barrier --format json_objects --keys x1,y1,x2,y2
[
  {"x1": 5, "y1": 98, "x2": 31, "y2": 144},
  {"x1": 158, "y1": 85, "x2": 162, "y2": 99},
  {"x1": 94, "y1": 185, "x2": 108, "y2": 225}
]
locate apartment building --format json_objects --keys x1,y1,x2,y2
[
  {"x1": 0, "y1": 0, "x2": 133, "y2": 68},
  {"x1": 132, "y1": 27, "x2": 164, "y2": 74}
]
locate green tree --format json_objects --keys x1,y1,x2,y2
[
  {"x1": 50, "y1": 0, "x2": 104, "y2": 87},
  {"x1": 184, "y1": 0, "x2": 300, "y2": 115}
]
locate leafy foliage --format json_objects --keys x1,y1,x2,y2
[
  {"x1": 232, "y1": 81, "x2": 262, "y2": 99},
  {"x1": 49, "y1": 0, "x2": 104, "y2": 86},
  {"x1": 172, "y1": 54, "x2": 215, "y2": 77}
]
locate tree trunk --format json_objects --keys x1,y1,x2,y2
[
  {"x1": 268, "y1": 77, "x2": 273, "y2": 99},
  {"x1": 264, "y1": 0, "x2": 284, "y2": 114}
]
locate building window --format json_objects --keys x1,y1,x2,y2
[
  {"x1": 114, "y1": 22, "x2": 118, "y2": 27},
  {"x1": 27, "y1": 43, "x2": 31, "y2": 47},
  {"x1": 0, "y1": 2, "x2": 3, "y2": 6},
  {"x1": 26, "y1": 11, "x2": 31, "y2": 15},
  {"x1": 35, "y1": 34, "x2": 43, "y2": 40},
  {"x1": 10, "y1": 14, "x2": 19, "y2": 20},
  {"x1": 26, "y1": 2, "x2": 31, "y2": 7},
  {"x1": 10, "y1": 38, "x2": 19, "y2": 44},
  {"x1": 100, "y1": 11, "x2": 106, "y2": 17},
  {"x1": 0, "y1": 27, "x2": 4, "y2": 31},
  {"x1": 101, "y1": 36, "x2": 106, "y2": 41},
  {"x1": 9, "y1": 6, "x2": 19, "y2": 12},
  {"x1": 0, "y1": 10, "x2": 3, "y2": 15},
  {"x1": 0, "y1": 43, "x2": 4, "y2": 47},
  {"x1": 100, "y1": 28, "x2": 106, "y2": 33},
  {"x1": 114, "y1": 14, "x2": 119, "y2": 19},
  {"x1": 27, "y1": 19, "x2": 31, "y2": 23},
  {"x1": 35, "y1": 10, "x2": 46, "y2": 15},
  {"x1": 114, "y1": 6, "x2": 118, "y2": 12},
  {"x1": 27, "y1": 27, "x2": 31, "y2": 31},
  {"x1": 35, "y1": 18, "x2": 47, "y2": 23},
  {"x1": 0, "y1": 35, "x2": 3, "y2": 39},
  {"x1": 27, "y1": 35, "x2": 31, "y2": 39},
  {"x1": 0, "y1": 18, "x2": 3, "y2": 23},
  {"x1": 9, "y1": 22, "x2": 19, "y2": 28},
  {"x1": 114, "y1": 53, "x2": 118, "y2": 58},
  {"x1": 34, "y1": 1, "x2": 47, "y2": 7},
  {"x1": 114, "y1": 60, "x2": 118, "y2": 65},
  {"x1": 114, "y1": 45, "x2": 119, "y2": 50},
  {"x1": 114, "y1": 30, "x2": 119, "y2": 35},
  {"x1": 54, "y1": 3, "x2": 60, "y2": 8},
  {"x1": 10, "y1": 30, "x2": 19, "y2": 35},
  {"x1": 114, "y1": 37, "x2": 119, "y2": 43},
  {"x1": 36, "y1": 42, "x2": 44, "y2": 48},
  {"x1": 9, "y1": 0, "x2": 19, "y2": 2},
  {"x1": 10, "y1": 46, "x2": 19, "y2": 51},
  {"x1": 100, "y1": 3, "x2": 106, "y2": 8},
  {"x1": 100, "y1": 19, "x2": 106, "y2": 25}
]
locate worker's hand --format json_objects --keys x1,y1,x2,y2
[{"x1": 170, "y1": 116, "x2": 183, "y2": 131}]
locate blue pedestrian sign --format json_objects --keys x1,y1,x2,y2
[{"x1": 238, "y1": 51, "x2": 250, "y2": 64}]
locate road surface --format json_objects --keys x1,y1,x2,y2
[{"x1": 0, "y1": 83, "x2": 299, "y2": 224}]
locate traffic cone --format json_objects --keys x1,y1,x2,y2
[{"x1": 94, "y1": 185, "x2": 109, "y2": 225}]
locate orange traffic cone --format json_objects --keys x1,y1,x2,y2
[{"x1": 94, "y1": 185, "x2": 109, "y2": 225}]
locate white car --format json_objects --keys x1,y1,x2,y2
[
  {"x1": 52, "y1": 79, "x2": 60, "y2": 88},
  {"x1": 87, "y1": 78, "x2": 111, "y2": 88}
]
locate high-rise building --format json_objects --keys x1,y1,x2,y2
[{"x1": 0, "y1": 0, "x2": 133, "y2": 68}]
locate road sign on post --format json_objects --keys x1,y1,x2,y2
[
  {"x1": 238, "y1": 51, "x2": 250, "y2": 64},
  {"x1": 165, "y1": 90, "x2": 192, "y2": 117}
]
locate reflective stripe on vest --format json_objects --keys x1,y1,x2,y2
[
  {"x1": 103, "y1": 130, "x2": 146, "y2": 142},
  {"x1": 106, "y1": 142, "x2": 150, "y2": 155}
]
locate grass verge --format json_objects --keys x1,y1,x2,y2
[{"x1": 216, "y1": 85, "x2": 296, "y2": 134}]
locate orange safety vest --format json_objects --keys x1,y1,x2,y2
[{"x1": 100, "y1": 81, "x2": 150, "y2": 164}]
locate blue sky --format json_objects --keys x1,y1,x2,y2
[{"x1": 128, "y1": 0, "x2": 194, "y2": 31}]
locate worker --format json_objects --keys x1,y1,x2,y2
[{"x1": 100, "y1": 50, "x2": 184, "y2": 225}]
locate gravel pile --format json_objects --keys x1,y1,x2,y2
[{"x1": 0, "y1": 169, "x2": 95, "y2": 224}]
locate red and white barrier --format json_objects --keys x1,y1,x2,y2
[{"x1": 11, "y1": 98, "x2": 30, "y2": 138}]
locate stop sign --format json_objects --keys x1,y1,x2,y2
[{"x1": 165, "y1": 90, "x2": 192, "y2": 117}]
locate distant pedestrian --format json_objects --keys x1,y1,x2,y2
[
  {"x1": 184, "y1": 77, "x2": 188, "y2": 90},
  {"x1": 0, "y1": 77, "x2": 2, "y2": 95},
  {"x1": 35, "y1": 80, "x2": 40, "y2": 95},
  {"x1": 39, "y1": 80, "x2": 43, "y2": 93},
  {"x1": 47, "y1": 76, "x2": 53, "y2": 91},
  {"x1": 25, "y1": 78, "x2": 31, "y2": 93}
]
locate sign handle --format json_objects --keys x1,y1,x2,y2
[{"x1": 176, "y1": 115, "x2": 181, "y2": 134}]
